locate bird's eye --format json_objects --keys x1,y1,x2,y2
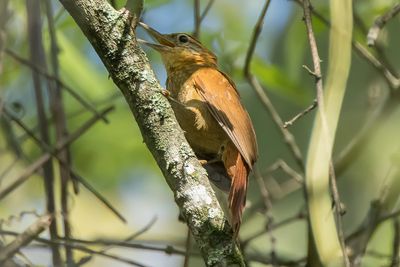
[{"x1": 178, "y1": 34, "x2": 189, "y2": 43}]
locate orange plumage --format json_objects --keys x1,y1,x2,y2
[{"x1": 139, "y1": 22, "x2": 258, "y2": 236}]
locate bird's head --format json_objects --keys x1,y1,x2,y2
[{"x1": 138, "y1": 22, "x2": 217, "y2": 73}]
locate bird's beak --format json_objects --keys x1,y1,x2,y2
[{"x1": 137, "y1": 22, "x2": 174, "y2": 51}]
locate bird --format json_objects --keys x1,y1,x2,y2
[{"x1": 138, "y1": 22, "x2": 258, "y2": 236}]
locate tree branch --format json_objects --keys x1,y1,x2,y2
[
  {"x1": 367, "y1": 3, "x2": 400, "y2": 47},
  {"x1": 0, "y1": 214, "x2": 52, "y2": 265},
  {"x1": 57, "y1": 0, "x2": 244, "y2": 265},
  {"x1": 302, "y1": 0, "x2": 353, "y2": 265}
]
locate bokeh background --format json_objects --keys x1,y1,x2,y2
[{"x1": 0, "y1": 0, "x2": 399, "y2": 266}]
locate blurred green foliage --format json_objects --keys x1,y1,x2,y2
[{"x1": 0, "y1": 0, "x2": 399, "y2": 266}]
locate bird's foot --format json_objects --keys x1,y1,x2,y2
[
  {"x1": 199, "y1": 158, "x2": 221, "y2": 166},
  {"x1": 161, "y1": 89, "x2": 171, "y2": 97},
  {"x1": 198, "y1": 159, "x2": 208, "y2": 165}
]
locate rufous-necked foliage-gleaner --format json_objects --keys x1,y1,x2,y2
[{"x1": 138, "y1": 22, "x2": 258, "y2": 236}]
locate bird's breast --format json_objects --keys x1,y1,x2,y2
[{"x1": 167, "y1": 74, "x2": 228, "y2": 159}]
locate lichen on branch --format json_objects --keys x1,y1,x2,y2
[{"x1": 58, "y1": 0, "x2": 244, "y2": 265}]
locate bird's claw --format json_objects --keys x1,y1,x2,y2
[
  {"x1": 198, "y1": 159, "x2": 208, "y2": 165},
  {"x1": 161, "y1": 90, "x2": 171, "y2": 97}
]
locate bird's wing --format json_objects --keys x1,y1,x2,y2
[{"x1": 192, "y1": 68, "x2": 258, "y2": 167}]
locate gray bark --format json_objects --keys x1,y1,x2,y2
[{"x1": 58, "y1": 0, "x2": 245, "y2": 266}]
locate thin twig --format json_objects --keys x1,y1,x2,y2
[
  {"x1": 51, "y1": 241, "x2": 149, "y2": 267},
  {"x1": 32, "y1": 242, "x2": 150, "y2": 267},
  {"x1": 365, "y1": 250, "x2": 392, "y2": 259},
  {"x1": 4, "y1": 48, "x2": 109, "y2": 122},
  {"x1": 353, "y1": 11, "x2": 399, "y2": 78},
  {"x1": 302, "y1": 0, "x2": 324, "y2": 115},
  {"x1": 243, "y1": 160, "x2": 304, "y2": 222},
  {"x1": 199, "y1": 0, "x2": 215, "y2": 23},
  {"x1": 379, "y1": 209, "x2": 400, "y2": 223},
  {"x1": 248, "y1": 76, "x2": 304, "y2": 170},
  {"x1": 182, "y1": 227, "x2": 191, "y2": 267},
  {"x1": 17, "y1": 92, "x2": 121, "y2": 144},
  {"x1": 353, "y1": 42, "x2": 400, "y2": 91},
  {"x1": 254, "y1": 168, "x2": 272, "y2": 211},
  {"x1": 242, "y1": 209, "x2": 305, "y2": 245},
  {"x1": 244, "y1": 0, "x2": 304, "y2": 171},
  {"x1": 44, "y1": 1, "x2": 75, "y2": 264},
  {"x1": 70, "y1": 171, "x2": 127, "y2": 223},
  {"x1": 367, "y1": 4, "x2": 400, "y2": 47},
  {"x1": 0, "y1": 231, "x2": 171, "y2": 267},
  {"x1": 391, "y1": 218, "x2": 400, "y2": 267},
  {"x1": 0, "y1": 157, "x2": 19, "y2": 183},
  {"x1": 192, "y1": 0, "x2": 215, "y2": 39},
  {"x1": 0, "y1": 106, "x2": 114, "y2": 201},
  {"x1": 253, "y1": 168, "x2": 276, "y2": 263},
  {"x1": 0, "y1": 210, "x2": 41, "y2": 228},
  {"x1": 128, "y1": 216, "x2": 157, "y2": 240},
  {"x1": 0, "y1": 0, "x2": 10, "y2": 76},
  {"x1": 1, "y1": 230, "x2": 192, "y2": 258},
  {"x1": 329, "y1": 162, "x2": 350, "y2": 267},
  {"x1": 266, "y1": 159, "x2": 304, "y2": 184},
  {"x1": 3, "y1": 106, "x2": 126, "y2": 223},
  {"x1": 0, "y1": 214, "x2": 52, "y2": 265},
  {"x1": 244, "y1": 0, "x2": 271, "y2": 73},
  {"x1": 346, "y1": 163, "x2": 400, "y2": 265},
  {"x1": 63, "y1": 237, "x2": 191, "y2": 257},
  {"x1": 292, "y1": 0, "x2": 400, "y2": 91},
  {"x1": 193, "y1": 0, "x2": 200, "y2": 38},
  {"x1": 77, "y1": 216, "x2": 157, "y2": 265},
  {"x1": 246, "y1": 250, "x2": 305, "y2": 267},
  {"x1": 283, "y1": 99, "x2": 317, "y2": 128},
  {"x1": 26, "y1": 1, "x2": 61, "y2": 264}
]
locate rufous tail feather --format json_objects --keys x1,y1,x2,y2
[{"x1": 224, "y1": 145, "x2": 249, "y2": 238}]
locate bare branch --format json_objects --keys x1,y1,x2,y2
[
  {"x1": 283, "y1": 99, "x2": 317, "y2": 129},
  {"x1": 77, "y1": 216, "x2": 157, "y2": 265},
  {"x1": 0, "y1": 214, "x2": 51, "y2": 265},
  {"x1": 193, "y1": 0, "x2": 201, "y2": 38},
  {"x1": 242, "y1": 209, "x2": 305, "y2": 246},
  {"x1": 199, "y1": 0, "x2": 215, "y2": 24},
  {"x1": 352, "y1": 42, "x2": 400, "y2": 90},
  {"x1": 266, "y1": 159, "x2": 304, "y2": 184},
  {"x1": 0, "y1": 106, "x2": 114, "y2": 201},
  {"x1": 0, "y1": 0, "x2": 10, "y2": 75},
  {"x1": 4, "y1": 48, "x2": 109, "y2": 123},
  {"x1": 26, "y1": 2, "x2": 61, "y2": 263},
  {"x1": 3, "y1": 106, "x2": 126, "y2": 223},
  {"x1": 0, "y1": 230, "x2": 194, "y2": 258},
  {"x1": 246, "y1": 251, "x2": 305, "y2": 267},
  {"x1": 367, "y1": 4, "x2": 400, "y2": 47},
  {"x1": 329, "y1": 163, "x2": 350, "y2": 267},
  {"x1": 391, "y1": 219, "x2": 400, "y2": 267},
  {"x1": 244, "y1": 0, "x2": 304, "y2": 171},
  {"x1": 347, "y1": 163, "x2": 400, "y2": 265},
  {"x1": 193, "y1": 0, "x2": 215, "y2": 38},
  {"x1": 301, "y1": 0, "x2": 324, "y2": 110},
  {"x1": 183, "y1": 228, "x2": 192, "y2": 267},
  {"x1": 292, "y1": 0, "x2": 400, "y2": 92},
  {"x1": 44, "y1": 0, "x2": 75, "y2": 263},
  {"x1": 353, "y1": 11, "x2": 399, "y2": 78}
]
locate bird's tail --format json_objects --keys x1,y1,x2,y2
[{"x1": 223, "y1": 144, "x2": 249, "y2": 237}]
